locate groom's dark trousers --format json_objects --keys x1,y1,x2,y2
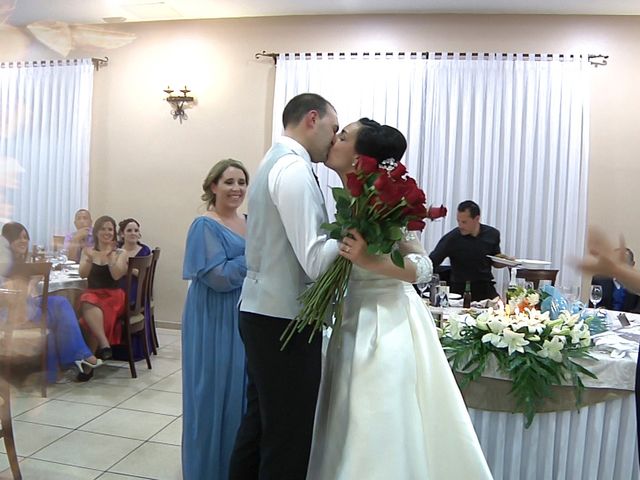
[{"x1": 229, "y1": 311, "x2": 322, "y2": 480}]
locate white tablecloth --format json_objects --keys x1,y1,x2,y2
[
  {"x1": 36, "y1": 272, "x2": 87, "y2": 295},
  {"x1": 433, "y1": 306, "x2": 640, "y2": 479},
  {"x1": 470, "y1": 394, "x2": 638, "y2": 480}
]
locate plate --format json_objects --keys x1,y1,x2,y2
[
  {"x1": 516, "y1": 259, "x2": 552, "y2": 268},
  {"x1": 448, "y1": 293, "x2": 462, "y2": 300},
  {"x1": 486, "y1": 255, "x2": 520, "y2": 267}
]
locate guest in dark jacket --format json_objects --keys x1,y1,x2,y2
[{"x1": 591, "y1": 248, "x2": 640, "y2": 312}]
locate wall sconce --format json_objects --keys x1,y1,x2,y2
[{"x1": 163, "y1": 86, "x2": 195, "y2": 123}]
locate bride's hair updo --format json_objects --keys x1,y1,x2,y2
[{"x1": 354, "y1": 118, "x2": 407, "y2": 164}]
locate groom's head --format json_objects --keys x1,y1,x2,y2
[{"x1": 282, "y1": 93, "x2": 338, "y2": 164}]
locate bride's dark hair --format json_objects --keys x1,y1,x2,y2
[{"x1": 354, "y1": 118, "x2": 407, "y2": 163}]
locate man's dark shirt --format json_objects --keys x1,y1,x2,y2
[{"x1": 429, "y1": 224, "x2": 501, "y2": 298}]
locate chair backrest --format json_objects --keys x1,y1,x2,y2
[
  {"x1": 123, "y1": 255, "x2": 153, "y2": 317},
  {"x1": 1, "y1": 262, "x2": 51, "y2": 397},
  {"x1": 148, "y1": 248, "x2": 161, "y2": 304},
  {"x1": 515, "y1": 268, "x2": 559, "y2": 289},
  {"x1": 52, "y1": 235, "x2": 65, "y2": 252}
]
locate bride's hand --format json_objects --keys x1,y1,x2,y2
[{"x1": 340, "y1": 229, "x2": 374, "y2": 268}]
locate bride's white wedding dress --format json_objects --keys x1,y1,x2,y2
[{"x1": 307, "y1": 235, "x2": 493, "y2": 480}]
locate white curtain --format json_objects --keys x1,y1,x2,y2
[
  {"x1": 272, "y1": 52, "x2": 590, "y2": 291},
  {"x1": 0, "y1": 58, "x2": 94, "y2": 248}
]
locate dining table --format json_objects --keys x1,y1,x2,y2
[{"x1": 432, "y1": 304, "x2": 640, "y2": 480}]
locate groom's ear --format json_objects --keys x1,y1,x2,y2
[{"x1": 304, "y1": 110, "x2": 320, "y2": 128}]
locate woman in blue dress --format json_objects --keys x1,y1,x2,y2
[
  {"x1": 1, "y1": 222, "x2": 102, "y2": 383},
  {"x1": 182, "y1": 159, "x2": 249, "y2": 480}
]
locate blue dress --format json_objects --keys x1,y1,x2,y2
[
  {"x1": 0, "y1": 296, "x2": 93, "y2": 383},
  {"x1": 181, "y1": 216, "x2": 247, "y2": 480}
]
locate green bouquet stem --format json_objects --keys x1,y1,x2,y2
[{"x1": 280, "y1": 257, "x2": 353, "y2": 350}]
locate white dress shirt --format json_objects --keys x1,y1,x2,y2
[{"x1": 268, "y1": 136, "x2": 339, "y2": 280}]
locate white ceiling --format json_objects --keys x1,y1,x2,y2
[{"x1": 3, "y1": 0, "x2": 640, "y2": 26}]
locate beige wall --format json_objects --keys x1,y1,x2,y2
[{"x1": 6, "y1": 14, "x2": 640, "y2": 324}]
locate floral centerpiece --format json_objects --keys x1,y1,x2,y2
[
  {"x1": 280, "y1": 155, "x2": 447, "y2": 348},
  {"x1": 441, "y1": 304, "x2": 597, "y2": 427},
  {"x1": 505, "y1": 285, "x2": 548, "y2": 311}
]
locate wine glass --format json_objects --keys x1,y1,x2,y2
[
  {"x1": 590, "y1": 285, "x2": 603, "y2": 309},
  {"x1": 416, "y1": 280, "x2": 429, "y2": 299}
]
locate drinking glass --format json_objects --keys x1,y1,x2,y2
[
  {"x1": 590, "y1": 285, "x2": 603, "y2": 309},
  {"x1": 416, "y1": 280, "x2": 429, "y2": 299},
  {"x1": 524, "y1": 281, "x2": 535, "y2": 291}
]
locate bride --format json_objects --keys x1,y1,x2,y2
[{"x1": 307, "y1": 118, "x2": 493, "y2": 479}]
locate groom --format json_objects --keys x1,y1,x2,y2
[{"x1": 229, "y1": 93, "x2": 340, "y2": 479}]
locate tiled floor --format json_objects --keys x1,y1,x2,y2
[{"x1": 0, "y1": 328, "x2": 183, "y2": 480}]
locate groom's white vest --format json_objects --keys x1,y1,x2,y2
[{"x1": 240, "y1": 142, "x2": 320, "y2": 319}]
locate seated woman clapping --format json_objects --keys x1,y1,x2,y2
[
  {"x1": 1, "y1": 222, "x2": 102, "y2": 383},
  {"x1": 78, "y1": 215, "x2": 128, "y2": 364}
]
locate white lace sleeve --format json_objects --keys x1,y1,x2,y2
[{"x1": 398, "y1": 230, "x2": 433, "y2": 284}]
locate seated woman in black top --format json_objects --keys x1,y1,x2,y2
[{"x1": 78, "y1": 216, "x2": 128, "y2": 362}]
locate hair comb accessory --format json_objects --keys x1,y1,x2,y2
[{"x1": 379, "y1": 157, "x2": 398, "y2": 171}]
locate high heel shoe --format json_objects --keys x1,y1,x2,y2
[
  {"x1": 76, "y1": 369, "x2": 94, "y2": 382},
  {"x1": 74, "y1": 358, "x2": 104, "y2": 374},
  {"x1": 96, "y1": 347, "x2": 112, "y2": 360}
]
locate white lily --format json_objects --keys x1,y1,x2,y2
[
  {"x1": 487, "y1": 318, "x2": 506, "y2": 334},
  {"x1": 537, "y1": 335, "x2": 565, "y2": 362},
  {"x1": 526, "y1": 292, "x2": 540, "y2": 306},
  {"x1": 447, "y1": 315, "x2": 464, "y2": 340},
  {"x1": 482, "y1": 332, "x2": 506, "y2": 348},
  {"x1": 569, "y1": 323, "x2": 591, "y2": 346},
  {"x1": 501, "y1": 328, "x2": 530, "y2": 355}
]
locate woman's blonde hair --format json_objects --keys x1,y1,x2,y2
[{"x1": 201, "y1": 159, "x2": 249, "y2": 208}]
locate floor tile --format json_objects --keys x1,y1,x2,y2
[
  {"x1": 9, "y1": 395, "x2": 50, "y2": 416},
  {"x1": 32, "y1": 430, "x2": 142, "y2": 471},
  {"x1": 110, "y1": 442, "x2": 181, "y2": 480},
  {"x1": 148, "y1": 372, "x2": 181, "y2": 394},
  {"x1": 149, "y1": 418, "x2": 181, "y2": 446},
  {"x1": 58, "y1": 383, "x2": 141, "y2": 407},
  {"x1": 16, "y1": 399, "x2": 110, "y2": 428},
  {"x1": 98, "y1": 471, "x2": 154, "y2": 479},
  {"x1": 0, "y1": 420, "x2": 71, "y2": 456},
  {"x1": 119, "y1": 390, "x2": 182, "y2": 416},
  {"x1": 93, "y1": 368, "x2": 165, "y2": 390},
  {"x1": 10, "y1": 458, "x2": 102, "y2": 479},
  {"x1": 142, "y1": 358, "x2": 181, "y2": 377},
  {"x1": 0, "y1": 454, "x2": 8, "y2": 473},
  {"x1": 80, "y1": 408, "x2": 176, "y2": 441},
  {"x1": 156, "y1": 334, "x2": 180, "y2": 348}
]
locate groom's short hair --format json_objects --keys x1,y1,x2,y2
[{"x1": 282, "y1": 93, "x2": 334, "y2": 129}]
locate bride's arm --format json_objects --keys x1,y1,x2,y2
[{"x1": 340, "y1": 229, "x2": 433, "y2": 284}]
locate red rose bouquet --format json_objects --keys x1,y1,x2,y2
[{"x1": 280, "y1": 156, "x2": 447, "y2": 348}]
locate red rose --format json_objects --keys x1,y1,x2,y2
[
  {"x1": 373, "y1": 172, "x2": 390, "y2": 191},
  {"x1": 389, "y1": 163, "x2": 407, "y2": 180},
  {"x1": 346, "y1": 173, "x2": 364, "y2": 197},
  {"x1": 379, "y1": 184, "x2": 404, "y2": 206},
  {"x1": 356, "y1": 155, "x2": 379, "y2": 175},
  {"x1": 403, "y1": 204, "x2": 428, "y2": 219},
  {"x1": 407, "y1": 220, "x2": 426, "y2": 231},
  {"x1": 405, "y1": 185, "x2": 426, "y2": 206},
  {"x1": 427, "y1": 205, "x2": 448, "y2": 220}
]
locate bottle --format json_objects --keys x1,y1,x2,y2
[
  {"x1": 463, "y1": 281, "x2": 472, "y2": 309},
  {"x1": 506, "y1": 267, "x2": 518, "y2": 299}
]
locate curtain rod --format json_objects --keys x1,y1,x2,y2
[
  {"x1": 0, "y1": 57, "x2": 109, "y2": 70},
  {"x1": 255, "y1": 51, "x2": 608, "y2": 67}
]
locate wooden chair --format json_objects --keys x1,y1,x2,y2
[
  {"x1": 3, "y1": 262, "x2": 52, "y2": 398},
  {"x1": 147, "y1": 248, "x2": 161, "y2": 354},
  {"x1": 515, "y1": 268, "x2": 559, "y2": 289},
  {"x1": 0, "y1": 288, "x2": 23, "y2": 480},
  {"x1": 52, "y1": 235, "x2": 65, "y2": 252},
  {"x1": 119, "y1": 255, "x2": 153, "y2": 378}
]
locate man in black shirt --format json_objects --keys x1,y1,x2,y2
[{"x1": 429, "y1": 200, "x2": 506, "y2": 301}]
